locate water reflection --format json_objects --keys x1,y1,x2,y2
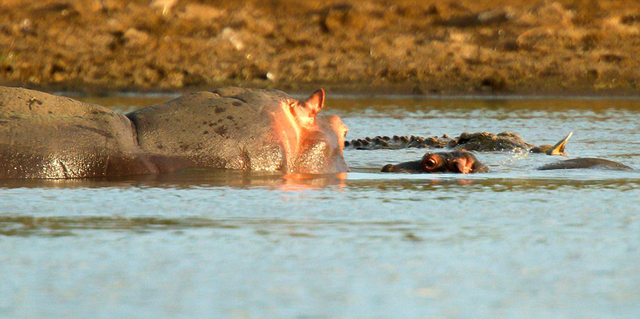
[
  {"x1": 282, "y1": 173, "x2": 347, "y2": 191},
  {"x1": 0, "y1": 169, "x2": 348, "y2": 190},
  {"x1": 0, "y1": 215, "x2": 238, "y2": 237}
]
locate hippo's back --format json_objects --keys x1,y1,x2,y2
[
  {"x1": 0, "y1": 87, "x2": 157, "y2": 178},
  {"x1": 126, "y1": 88, "x2": 290, "y2": 172},
  {"x1": 537, "y1": 158, "x2": 633, "y2": 171}
]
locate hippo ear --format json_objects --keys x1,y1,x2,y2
[
  {"x1": 451, "y1": 157, "x2": 473, "y2": 174},
  {"x1": 304, "y1": 89, "x2": 325, "y2": 114}
]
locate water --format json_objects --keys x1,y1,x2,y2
[{"x1": 1, "y1": 95, "x2": 640, "y2": 318}]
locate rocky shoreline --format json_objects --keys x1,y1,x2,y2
[{"x1": 1, "y1": 0, "x2": 639, "y2": 95}]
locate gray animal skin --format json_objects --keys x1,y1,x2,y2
[
  {"x1": 127, "y1": 87, "x2": 348, "y2": 174},
  {"x1": 0, "y1": 87, "x2": 158, "y2": 178},
  {"x1": 537, "y1": 158, "x2": 633, "y2": 171},
  {"x1": 0, "y1": 86, "x2": 348, "y2": 179}
]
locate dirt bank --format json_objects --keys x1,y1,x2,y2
[{"x1": 1, "y1": 0, "x2": 639, "y2": 95}]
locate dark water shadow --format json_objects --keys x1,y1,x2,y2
[
  {"x1": 0, "y1": 214, "x2": 434, "y2": 238},
  {"x1": 0, "y1": 215, "x2": 238, "y2": 237}
]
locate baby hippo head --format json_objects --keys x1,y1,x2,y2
[{"x1": 381, "y1": 151, "x2": 488, "y2": 174}]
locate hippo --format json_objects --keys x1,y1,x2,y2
[
  {"x1": 381, "y1": 151, "x2": 489, "y2": 174},
  {"x1": 346, "y1": 131, "x2": 573, "y2": 155},
  {"x1": 0, "y1": 86, "x2": 348, "y2": 179},
  {"x1": 381, "y1": 151, "x2": 632, "y2": 174},
  {"x1": 538, "y1": 158, "x2": 633, "y2": 171}
]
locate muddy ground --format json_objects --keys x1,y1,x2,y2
[{"x1": 1, "y1": 0, "x2": 639, "y2": 95}]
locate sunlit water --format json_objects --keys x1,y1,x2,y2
[{"x1": 1, "y1": 95, "x2": 640, "y2": 319}]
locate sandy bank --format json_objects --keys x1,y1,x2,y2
[{"x1": 1, "y1": 0, "x2": 639, "y2": 96}]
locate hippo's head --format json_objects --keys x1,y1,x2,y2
[
  {"x1": 271, "y1": 89, "x2": 349, "y2": 174},
  {"x1": 381, "y1": 151, "x2": 488, "y2": 174}
]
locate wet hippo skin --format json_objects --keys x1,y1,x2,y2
[
  {"x1": 0, "y1": 86, "x2": 348, "y2": 178},
  {"x1": 381, "y1": 151, "x2": 489, "y2": 174},
  {"x1": 127, "y1": 87, "x2": 348, "y2": 174},
  {"x1": 537, "y1": 158, "x2": 633, "y2": 171},
  {"x1": 0, "y1": 87, "x2": 158, "y2": 178}
]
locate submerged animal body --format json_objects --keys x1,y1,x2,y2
[
  {"x1": 538, "y1": 158, "x2": 633, "y2": 171},
  {"x1": 0, "y1": 86, "x2": 348, "y2": 179},
  {"x1": 128, "y1": 87, "x2": 348, "y2": 174},
  {"x1": 380, "y1": 151, "x2": 631, "y2": 174},
  {"x1": 381, "y1": 151, "x2": 489, "y2": 174},
  {"x1": 346, "y1": 131, "x2": 572, "y2": 155},
  {"x1": 0, "y1": 87, "x2": 157, "y2": 179}
]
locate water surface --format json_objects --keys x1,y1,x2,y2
[{"x1": 1, "y1": 95, "x2": 640, "y2": 319}]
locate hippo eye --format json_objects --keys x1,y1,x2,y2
[{"x1": 424, "y1": 157, "x2": 437, "y2": 168}]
